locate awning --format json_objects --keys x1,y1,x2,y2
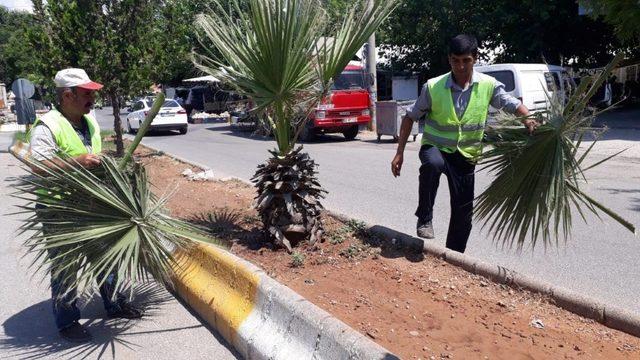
[{"x1": 183, "y1": 75, "x2": 220, "y2": 83}]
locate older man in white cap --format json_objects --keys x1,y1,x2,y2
[{"x1": 30, "y1": 68, "x2": 142, "y2": 343}]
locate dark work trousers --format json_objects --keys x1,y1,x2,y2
[
  {"x1": 415, "y1": 145, "x2": 475, "y2": 253},
  {"x1": 36, "y1": 204, "x2": 124, "y2": 330}
]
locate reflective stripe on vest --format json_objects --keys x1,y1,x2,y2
[
  {"x1": 422, "y1": 72, "x2": 495, "y2": 159},
  {"x1": 423, "y1": 118, "x2": 485, "y2": 132}
]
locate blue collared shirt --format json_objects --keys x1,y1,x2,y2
[{"x1": 406, "y1": 71, "x2": 522, "y2": 121}]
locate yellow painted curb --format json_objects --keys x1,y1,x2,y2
[{"x1": 172, "y1": 243, "x2": 259, "y2": 345}]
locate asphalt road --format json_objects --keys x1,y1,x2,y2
[
  {"x1": 0, "y1": 133, "x2": 240, "y2": 360},
  {"x1": 96, "y1": 106, "x2": 640, "y2": 317}
]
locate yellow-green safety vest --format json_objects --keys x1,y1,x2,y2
[
  {"x1": 422, "y1": 72, "x2": 495, "y2": 159},
  {"x1": 31, "y1": 109, "x2": 102, "y2": 157},
  {"x1": 30, "y1": 109, "x2": 102, "y2": 201}
]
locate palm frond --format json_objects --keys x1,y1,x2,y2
[
  {"x1": 14, "y1": 155, "x2": 223, "y2": 299},
  {"x1": 477, "y1": 53, "x2": 636, "y2": 250},
  {"x1": 193, "y1": 0, "x2": 398, "y2": 155}
]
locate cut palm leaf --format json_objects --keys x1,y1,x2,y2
[
  {"x1": 14, "y1": 155, "x2": 223, "y2": 299},
  {"x1": 12, "y1": 94, "x2": 222, "y2": 300},
  {"x1": 477, "y1": 53, "x2": 636, "y2": 250}
]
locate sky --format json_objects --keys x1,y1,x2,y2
[{"x1": 0, "y1": 0, "x2": 32, "y2": 12}]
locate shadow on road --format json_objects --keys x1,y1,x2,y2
[
  {"x1": 203, "y1": 124, "x2": 376, "y2": 145},
  {"x1": 205, "y1": 126, "x2": 273, "y2": 142},
  {"x1": 601, "y1": 188, "x2": 640, "y2": 212},
  {"x1": 593, "y1": 105, "x2": 640, "y2": 140},
  {"x1": 132, "y1": 130, "x2": 184, "y2": 137},
  {"x1": 0, "y1": 283, "x2": 194, "y2": 360}
]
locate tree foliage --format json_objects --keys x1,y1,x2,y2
[
  {"x1": 27, "y1": 0, "x2": 172, "y2": 155},
  {"x1": 0, "y1": 6, "x2": 37, "y2": 86},
  {"x1": 580, "y1": 0, "x2": 640, "y2": 44},
  {"x1": 377, "y1": 0, "x2": 636, "y2": 79}
]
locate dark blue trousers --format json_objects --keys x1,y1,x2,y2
[
  {"x1": 415, "y1": 145, "x2": 475, "y2": 253},
  {"x1": 36, "y1": 204, "x2": 124, "y2": 330}
]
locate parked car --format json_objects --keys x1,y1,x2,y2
[
  {"x1": 126, "y1": 98, "x2": 188, "y2": 134},
  {"x1": 475, "y1": 63, "x2": 575, "y2": 115}
]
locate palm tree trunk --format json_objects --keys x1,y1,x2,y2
[{"x1": 109, "y1": 92, "x2": 124, "y2": 156}]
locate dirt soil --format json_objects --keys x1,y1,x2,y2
[{"x1": 135, "y1": 146, "x2": 640, "y2": 360}]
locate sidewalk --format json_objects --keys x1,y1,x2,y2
[{"x1": 0, "y1": 143, "x2": 240, "y2": 360}]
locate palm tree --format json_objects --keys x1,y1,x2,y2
[
  {"x1": 193, "y1": 0, "x2": 398, "y2": 251},
  {"x1": 11, "y1": 95, "x2": 221, "y2": 299},
  {"x1": 476, "y1": 54, "x2": 636, "y2": 250}
]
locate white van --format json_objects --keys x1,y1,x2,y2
[{"x1": 474, "y1": 63, "x2": 574, "y2": 113}]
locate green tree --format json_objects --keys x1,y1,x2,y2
[
  {"x1": 28, "y1": 0, "x2": 170, "y2": 155},
  {"x1": 194, "y1": 0, "x2": 398, "y2": 251},
  {"x1": 0, "y1": 6, "x2": 38, "y2": 86},
  {"x1": 490, "y1": 1, "x2": 632, "y2": 67},
  {"x1": 580, "y1": 0, "x2": 640, "y2": 44},
  {"x1": 153, "y1": 0, "x2": 254, "y2": 86},
  {"x1": 377, "y1": 0, "x2": 632, "y2": 79},
  {"x1": 376, "y1": 0, "x2": 495, "y2": 78}
]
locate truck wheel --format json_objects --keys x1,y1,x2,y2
[
  {"x1": 299, "y1": 124, "x2": 316, "y2": 142},
  {"x1": 342, "y1": 125, "x2": 358, "y2": 140}
]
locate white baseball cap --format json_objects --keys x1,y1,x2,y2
[{"x1": 54, "y1": 68, "x2": 103, "y2": 90}]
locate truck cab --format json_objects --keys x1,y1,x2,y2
[{"x1": 301, "y1": 64, "x2": 371, "y2": 141}]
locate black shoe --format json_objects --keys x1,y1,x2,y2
[
  {"x1": 417, "y1": 220, "x2": 435, "y2": 239},
  {"x1": 107, "y1": 302, "x2": 143, "y2": 319},
  {"x1": 59, "y1": 322, "x2": 92, "y2": 343}
]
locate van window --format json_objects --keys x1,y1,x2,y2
[
  {"x1": 483, "y1": 71, "x2": 515, "y2": 92},
  {"x1": 544, "y1": 72, "x2": 561, "y2": 91}
]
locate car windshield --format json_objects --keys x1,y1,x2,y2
[
  {"x1": 331, "y1": 71, "x2": 366, "y2": 90},
  {"x1": 162, "y1": 100, "x2": 180, "y2": 108}
]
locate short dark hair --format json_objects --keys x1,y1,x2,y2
[
  {"x1": 448, "y1": 34, "x2": 478, "y2": 57},
  {"x1": 55, "y1": 86, "x2": 77, "y2": 106}
]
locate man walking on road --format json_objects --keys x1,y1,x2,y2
[
  {"x1": 391, "y1": 35, "x2": 537, "y2": 253},
  {"x1": 29, "y1": 68, "x2": 142, "y2": 343}
]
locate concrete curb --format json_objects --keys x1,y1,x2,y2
[
  {"x1": 172, "y1": 243, "x2": 399, "y2": 360},
  {"x1": 138, "y1": 142, "x2": 640, "y2": 340},
  {"x1": 138, "y1": 146, "x2": 398, "y2": 358},
  {"x1": 326, "y1": 209, "x2": 640, "y2": 338}
]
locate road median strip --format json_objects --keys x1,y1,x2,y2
[
  {"x1": 136, "y1": 142, "x2": 640, "y2": 355},
  {"x1": 327, "y1": 209, "x2": 640, "y2": 339}
]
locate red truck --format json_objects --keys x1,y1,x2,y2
[{"x1": 299, "y1": 64, "x2": 372, "y2": 141}]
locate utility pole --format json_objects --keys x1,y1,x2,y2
[{"x1": 366, "y1": 0, "x2": 377, "y2": 131}]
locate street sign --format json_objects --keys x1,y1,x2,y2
[
  {"x1": 10, "y1": 78, "x2": 36, "y2": 125},
  {"x1": 11, "y1": 78, "x2": 35, "y2": 99}
]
